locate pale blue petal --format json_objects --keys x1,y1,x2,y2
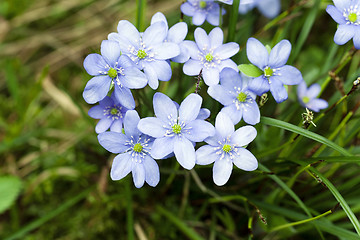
[
  {"x1": 152, "y1": 42, "x2": 180, "y2": 60},
  {"x1": 185, "y1": 120, "x2": 215, "y2": 142},
  {"x1": 248, "y1": 76, "x2": 270, "y2": 95},
  {"x1": 121, "y1": 67, "x2": 148, "y2": 89},
  {"x1": 213, "y1": 156, "x2": 233, "y2": 186},
  {"x1": 118, "y1": 54, "x2": 137, "y2": 68},
  {"x1": 257, "y1": 0, "x2": 281, "y2": 18},
  {"x1": 83, "y1": 54, "x2": 107, "y2": 76},
  {"x1": 246, "y1": 38, "x2": 268, "y2": 69},
  {"x1": 208, "y1": 85, "x2": 234, "y2": 106},
  {"x1": 203, "y1": 67, "x2": 220, "y2": 86},
  {"x1": 204, "y1": 132, "x2": 222, "y2": 146},
  {"x1": 275, "y1": 65, "x2": 303, "y2": 85},
  {"x1": 326, "y1": 5, "x2": 346, "y2": 24},
  {"x1": 110, "y1": 119, "x2": 123, "y2": 133},
  {"x1": 172, "y1": 41, "x2": 190, "y2": 63},
  {"x1": 174, "y1": 137, "x2": 196, "y2": 170},
  {"x1": 179, "y1": 93, "x2": 202, "y2": 123},
  {"x1": 132, "y1": 162, "x2": 145, "y2": 188},
  {"x1": 151, "y1": 12, "x2": 168, "y2": 29},
  {"x1": 148, "y1": 60, "x2": 172, "y2": 81},
  {"x1": 334, "y1": 24, "x2": 355, "y2": 45},
  {"x1": 307, "y1": 99, "x2": 328, "y2": 112},
  {"x1": 206, "y1": 10, "x2": 220, "y2": 26},
  {"x1": 353, "y1": 30, "x2": 360, "y2": 49},
  {"x1": 215, "y1": 112, "x2": 234, "y2": 139},
  {"x1": 197, "y1": 108, "x2": 210, "y2": 120},
  {"x1": 232, "y1": 148, "x2": 258, "y2": 171},
  {"x1": 100, "y1": 40, "x2": 121, "y2": 65},
  {"x1": 143, "y1": 21, "x2": 167, "y2": 46},
  {"x1": 151, "y1": 137, "x2": 175, "y2": 159},
  {"x1": 181, "y1": 2, "x2": 196, "y2": 16},
  {"x1": 270, "y1": 78, "x2": 288, "y2": 103},
  {"x1": 196, "y1": 145, "x2": 218, "y2": 165},
  {"x1": 167, "y1": 22, "x2": 187, "y2": 43},
  {"x1": 153, "y1": 92, "x2": 178, "y2": 122},
  {"x1": 306, "y1": 83, "x2": 321, "y2": 99},
  {"x1": 110, "y1": 153, "x2": 132, "y2": 180},
  {"x1": 214, "y1": 42, "x2": 239, "y2": 60},
  {"x1": 269, "y1": 40, "x2": 291, "y2": 68},
  {"x1": 183, "y1": 59, "x2": 203, "y2": 76},
  {"x1": 195, "y1": 27, "x2": 210, "y2": 51},
  {"x1": 220, "y1": 105, "x2": 242, "y2": 124},
  {"x1": 209, "y1": 27, "x2": 223, "y2": 49},
  {"x1": 297, "y1": 81, "x2": 307, "y2": 98},
  {"x1": 143, "y1": 155, "x2": 160, "y2": 187},
  {"x1": 108, "y1": 33, "x2": 133, "y2": 54},
  {"x1": 143, "y1": 64, "x2": 159, "y2": 90},
  {"x1": 124, "y1": 110, "x2": 140, "y2": 137},
  {"x1": 231, "y1": 125, "x2": 257, "y2": 147},
  {"x1": 116, "y1": 20, "x2": 140, "y2": 47},
  {"x1": 83, "y1": 75, "x2": 111, "y2": 104},
  {"x1": 239, "y1": 1, "x2": 255, "y2": 14},
  {"x1": 333, "y1": 0, "x2": 349, "y2": 10},
  {"x1": 98, "y1": 132, "x2": 130, "y2": 153},
  {"x1": 95, "y1": 118, "x2": 112, "y2": 133},
  {"x1": 114, "y1": 84, "x2": 135, "y2": 109},
  {"x1": 242, "y1": 100, "x2": 260, "y2": 125},
  {"x1": 137, "y1": 117, "x2": 167, "y2": 138},
  {"x1": 219, "y1": 68, "x2": 242, "y2": 90},
  {"x1": 193, "y1": 11, "x2": 207, "y2": 26},
  {"x1": 219, "y1": 59, "x2": 239, "y2": 72},
  {"x1": 183, "y1": 41, "x2": 200, "y2": 59},
  {"x1": 88, "y1": 105, "x2": 104, "y2": 119}
]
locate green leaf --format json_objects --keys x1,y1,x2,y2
[
  {"x1": 260, "y1": 117, "x2": 352, "y2": 156},
  {"x1": 0, "y1": 176, "x2": 23, "y2": 214},
  {"x1": 238, "y1": 64, "x2": 263, "y2": 77}
]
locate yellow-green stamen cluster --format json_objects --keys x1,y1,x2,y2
[
  {"x1": 137, "y1": 50, "x2": 147, "y2": 59},
  {"x1": 199, "y1": 1, "x2": 207, "y2": 8},
  {"x1": 205, "y1": 53, "x2": 213, "y2": 62},
  {"x1": 349, "y1": 13, "x2": 357, "y2": 23},
  {"x1": 302, "y1": 96, "x2": 310, "y2": 104},
  {"x1": 237, "y1": 92, "x2": 247, "y2": 103},
  {"x1": 222, "y1": 144, "x2": 232, "y2": 153},
  {"x1": 172, "y1": 124, "x2": 182, "y2": 134},
  {"x1": 133, "y1": 143, "x2": 143, "y2": 153},
  {"x1": 264, "y1": 66, "x2": 273, "y2": 77},
  {"x1": 110, "y1": 108, "x2": 119, "y2": 115},
  {"x1": 107, "y1": 68, "x2": 117, "y2": 79}
]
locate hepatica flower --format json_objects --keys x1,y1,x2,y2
[
  {"x1": 196, "y1": 112, "x2": 258, "y2": 186},
  {"x1": 297, "y1": 82, "x2": 328, "y2": 112},
  {"x1": 89, "y1": 93, "x2": 131, "y2": 133},
  {"x1": 98, "y1": 110, "x2": 159, "y2": 188},
  {"x1": 208, "y1": 68, "x2": 260, "y2": 125},
  {"x1": 151, "y1": 12, "x2": 189, "y2": 63},
  {"x1": 138, "y1": 93, "x2": 215, "y2": 170},
  {"x1": 246, "y1": 38, "x2": 303, "y2": 103},
  {"x1": 239, "y1": 0, "x2": 280, "y2": 19},
  {"x1": 83, "y1": 40, "x2": 147, "y2": 109},
  {"x1": 181, "y1": 0, "x2": 224, "y2": 26},
  {"x1": 183, "y1": 27, "x2": 239, "y2": 86},
  {"x1": 108, "y1": 20, "x2": 180, "y2": 89},
  {"x1": 326, "y1": 0, "x2": 360, "y2": 49}
]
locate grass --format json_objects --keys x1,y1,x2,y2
[{"x1": 0, "y1": 0, "x2": 360, "y2": 239}]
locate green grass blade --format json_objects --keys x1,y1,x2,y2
[
  {"x1": 156, "y1": 205, "x2": 204, "y2": 240},
  {"x1": 136, "y1": 0, "x2": 146, "y2": 32},
  {"x1": 260, "y1": 117, "x2": 352, "y2": 156},
  {"x1": 227, "y1": 0, "x2": 240, "y2": 42}
]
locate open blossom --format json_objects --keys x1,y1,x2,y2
[
  {"x1": 326, "y1": 0, "x2": 360, "y2": 49},
  {"x1": 208, "y1": 68, "x2": 260, "y2": 125},
  {"x1": 183, "y1": 27, "x2": 239, "y2": 86},
  {"x1": 196, "y1": 112, "x2": 258, "y2": 186},
  {"x1": 137, "y1": 93, "x2": 215, "y2": 170},
  {"x1": 297, "y1": 82, "x2": 328, "y2": 112},
  {"x1": 246, "y1": 38, "x2": 303, "y2": 103},
  {"x1": 88, "y1": 93, "x2": 132, "y2": 133},
  {"x1": 98, "y1": 110, "x2": 159, "y2": 188},
  {"x1": 239, "y1": 0, "x2": 280, "y2": 19},
  {"x1": 181, "y1": 0, "x2": 224, "y2": 26},
  {"x1": 83, "y1": 40, "x2": 147, "y2": 109},
  {"x1": 108, "y1": 20, "x2": 180, "y2": 89},
  {"x1": 151, "y1": 12, "x2": 189, "y2": 63}
]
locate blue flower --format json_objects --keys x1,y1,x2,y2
[
  {"x1": 217, "y1": 0, "x2": 233, "y2": 5},
  {"x1": 137, "y1": 92, "x2": 215, "y2": 170},
  {"x1": 183, "y1": 27, "x2": 239, "y2": 86},
  {"x1": 108, "y1": 20, "x2": 180, "y2": 89},
  {"x1": 297, "y1": 81, "x2": 328, "y2": 112},
  {"x1": 196, "y1": 112, "x2": 258, "y2": 186},
  {"x1": 83, "y1": 40, "x2": 147, "y2": 109},
  {"x1": 181, "y1": 0, "x2": 224, "y2": 26},
  {"x1": 326, "y1": 1, "x2": 360, "y2": 49},
  {"x1": 239, "y1": 0, "x2": 280, "y2": 19},
  {"x1": 208, "y1": 68, "x2": 260, "y2": 125},
  {"x1": 246, "y1": 38, "x2": 303, "y2": 103},
  {"x1": 98, "y1": 110, "x2": 159, "y2": 188},
  {"x1": 151, "y1": 12, "x2": 190, "y2": 63},
  {"x1": 88, "y1": 93, "x2": 132, "y2": 134}
]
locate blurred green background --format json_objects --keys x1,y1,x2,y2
[{"x1": 1, "y1": 0, "x2": 360, "y2": 239}]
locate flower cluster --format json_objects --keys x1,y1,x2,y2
[{"x1": 82, "y1": 4, "x2": 332, "y2": 188}]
